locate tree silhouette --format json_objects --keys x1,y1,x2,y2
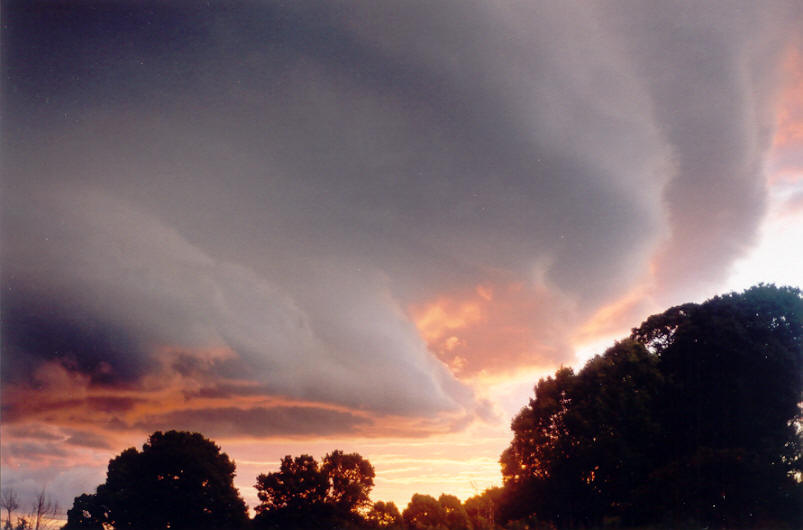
[
  {"x1": 322, "y1": 450, "x2": 376, "y2": 516},
  {"x1": 629, "y1": 284, "x2": 802, "y2": 527},
  {"x1": 437, "y1": 494, "x2": 471, "y2": 530},
  {"x1": 62, "y1": 431, "x2": 248, "y2": 530},
  {"x1": 402, "y1": 494, "x2": 447, "y2": 529},
  {"x1": 63, "y1": 494, "x2": 105, "y2": 530},
  {"x1": 1, "y1": 489, "x2": 20, "y2": 530},
  {"x1": 253, "y1": 454, "x2": 329, "y2": 528},
  {"x1": 500, "y1": 340, "x2": 663, "y2": 527},
  {"x1": 464, "y1": 487, "x2": 502, "y2": 530},
  {"x1": 29, "y1": 490, "x2": 58, "y2": 530},
  {"x1": 500, "y1": 285, "x2": 802, "y2": 528},
  {"x1": 253, "y1": 451, "x2": 376, "y2": 529},
  {"x1": 366, "y1": 501, "x2": 403, "y2": 529}
]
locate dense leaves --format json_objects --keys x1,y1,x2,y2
[
  {"x1": 463, "y1": 487, "x2": 503, "y2": 530},
  {"x1": 402, "y1": 494, "x2": 447, "y2": 530},
  {"x1": 500, "y1": 285, "x2": 802, "y2": 528},
  {"x1": 253, "y1": 451, "x2": 375, "y2": 529},
  {"x1": 366, "y1": 501, "x2": 403, "y2": 528},
  {"x1": 323, "y1": 450, "x2": 377, "y2": 514},
  {"x1": 63, "y1": 431, "x2": 248, "y2": 530}
]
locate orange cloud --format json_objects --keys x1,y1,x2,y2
[
  {"x1": 410, "y1": 280, "x2": 575, "y2": 377},
  {"x1": 773, "y1": 47, "x2": 803, "y2": 147},
  {"x1": 574, "y1": 284, "x2": 657, "y2": 346},
  {"x1": 769, "y1": 45, "x2": 803, "y2": 183}
]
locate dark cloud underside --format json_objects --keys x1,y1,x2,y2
[
  {"x1": 2, "y1": 0, "x2": 799, "y2": 437},
  {"x1": 132, "y1": 406, "x2": 371, "y2": 438}
]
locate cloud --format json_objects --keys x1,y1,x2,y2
[
  {"x1": 411, "y1": 280, "x2": 576, "y2": 376},
  {"x1": 2, "y1": 0, "x2": 800, "y2": 454},
  {"x1": 63, "y1": 429, "x2": 114, "y2": 450},
  {"x1": 608, "y1": 1, "x2": 801, "y2": 300},
  {"x1": 2, "y1": 188, "x2": 472, "y2": 419},
  {"x1": 132, "y1": 406, "x2": 371, "y2": 439}
]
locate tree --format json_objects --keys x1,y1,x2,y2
[
  {"x1": 322, "y1": 450, "x2": 376, "y2": 516},
  {"x1": 12, "y1": 517, "x2": 31, "y2": 530},
  {"x1": 500, "y1": 285, "x2": 802, "y2": 528},
  {"x1": 253, "y1": 451, "x2": 376, "y2": 529},
  {"x1": 62, "y1": 431, "x2": 248, "y2": 530},
  {"x1": 254, "y1": 454, "x2": 327, "y2": 512},
  {"x1": 464, "y1": 487, "x2": 502, "y2": 530},
  {"x1": 501, "y1": 340, "x2": 663, "y2": 527},
  {"x1": 437, "y1": 494, "x2": 471, "y2": 530},
  {"x1": 29, "y1": 490, "x2": 57, "y2": 530},
  {"x1": 366, "y1": 501, "x2": 403, "y2": 529},
  {"x1": 1, "y1": 489, "x2": 20, "y2": 530},
  {"x1": 62, "y1": 494, "x2": 106, "y2": 530},
  {"x1": 402, "y1": 494, "x2": 447, "y2": 530},
  {"x1": 629, "y1": 284, "x2": 802, "y2": 527},
  {"x1": 1, "y1": 489, "x2": 58, "y2": 530}
]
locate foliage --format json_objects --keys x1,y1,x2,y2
[
  {"x1": 255, "y1": 454, "x2": 329, "y2": 514},
  {"x1": 366, "y1": 501, "x2": 403, "y2": 529},
  {"x1": 464, "y1": 487, "x2": 503, "y2": 530},
  {"x1": 438, "y1": 494, "x2": 471, "y2": 530},
  {"x1": 62, "y1": 431, "x2": 248, "y2": 530},
  {"x1": 629, "y1": 284, "x2": 803, "y2": 527},
  {"x1": 62, "y1": 494, "x2": 106, "y2": 530},
  {"x1": 323, "y1": 450, "x2": 377, "y2": 514},
  {"x1": 500, "y1": 285, "x2": 803, "y2": 528},
  {"x1": 402, "y1": 494, "x2": 447, "y2": 530},
  {"x1": 253, "y1": 451, "x2": 375, "y2": 529}
]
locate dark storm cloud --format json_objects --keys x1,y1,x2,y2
[
  {"x1": 4, "y1": 425, "x2": 64, "y2": 442},
  {"x1": 2, "y1": 394, "x2": 147, "y2": 424},
  {"x1": 133, "y1": 406, "x2": 371, "y2": 438},
  {"x1": 599, "y1": 0, "x2": 800, "y2": 297},
  {"x1": 2, "y1": 0, "x2": 799, "y2": 427},
  {"x1": 2, "y1": 187, "x2": 467, "y2": 417},
  {"x1": 2, "y1": 442, "x2": 70, "y2": 461},
  {"x1": 1, "y1": 292, "x2": 150, "y2": 386},
  {"x1": 63, "y1": 429, "x2": 114, "y2": 450}
]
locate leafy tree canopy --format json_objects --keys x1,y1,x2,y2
[
  {"x1": 253, "y1": 450, "x2": 375, "y2": 529},
  {"x1": 63, "y1": 431, "x2": 248, "y2": 530},
  {"x1": 402, "y1": 494, "x2": 447, "y2": 530},
  {"x1": 366, "y1": 501, "x2": 403, "y2": 529},
  {"x1": 500, "y1": 285, "x2": 802, "y2": 528}
]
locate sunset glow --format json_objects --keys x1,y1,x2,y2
[{"x1": 2, "y1": 0, "x2": 802, "y2": 521}]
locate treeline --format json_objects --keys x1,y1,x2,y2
[
  {"x1": 58, "y1": 285, "x2": 801, "y2": 529},
  {"x1": 499, "y1": 285, "x2": 802, "y2": 529}
]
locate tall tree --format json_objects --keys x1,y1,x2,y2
[
  {"x1": 1, "y1": 489, "x2": 19, "y2": 530},
  {"x1": 501, "y1": 340, "x2": 663, "y2": 527},
  {"x1": 253, "y1": 451, "x2": 376, "y2": 529},
  {"x1": 402, "y1": 494, "x2": 447, "y2": 530},
  {"x1": 322, "y1": 450, "x2": 376, "y2": 516},
  {"x1": 437, "y1": 494, "x2": 471, "y2": 530},
  {"x1": 30, "y1": 490, "x2": 57, "y2": 530},
  {"x1": 629, "y1": 284, "x2": 802, "y2": 527},
  {"x1": 62, "y1": 431, "x2": 248, "y2": 530},
  {"x1": 366, "y1": 501, "x2": 403, "y2": 529},
  {"x1": 501, "y1": 285, "x2": 802, "y2": 528},
  {"x1": 464, "y1": 487, "x2": 502, "y2": 530},
  {"x1": 255, "y1": 454, "x2": 328, "y2": 514}
]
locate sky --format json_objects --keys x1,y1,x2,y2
[{"x1": 2, "y1": 0, "x2": 802, "y2": 515}]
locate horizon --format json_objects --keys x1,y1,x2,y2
[{"x1": 1, "y1": 0, "x2": 802, "y2": 516}]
